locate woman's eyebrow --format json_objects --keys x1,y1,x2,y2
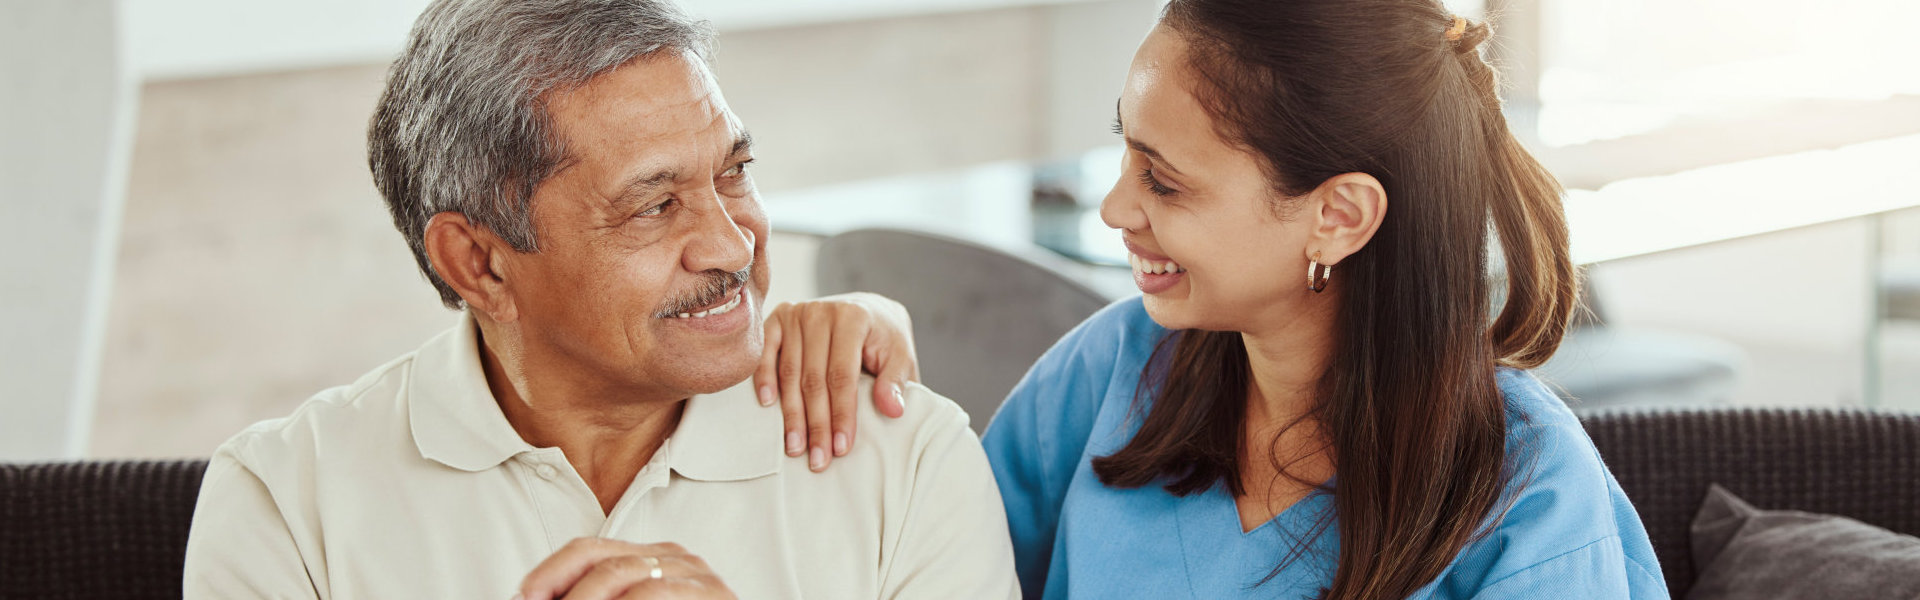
[{"x1": 1115, "y1": 101, "x2": 1188, "y2": 176}]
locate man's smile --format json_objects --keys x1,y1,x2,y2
[{"x1": 667, "y1": 284, "x2": 745, "y2": 319}]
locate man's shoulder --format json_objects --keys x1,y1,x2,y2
[
  {"x1": 216, "y1": 351, "x2": 419, "y2": 467},
  {"x1": 853, "y1": 377, "x2": 975, "y2": 452},
  {"x1": 679, "y1": 375, "x2": 979, "y2": 484},
  {"x1": 781, "y1": 377, "x2": 1001, "y2": 530},
  {"x1": 773, "y1": 376, "x2": 984, "y2": 486}
]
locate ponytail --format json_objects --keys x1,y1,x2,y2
[
  {"x1": 1451, "y1": 18, "x2": 1579, "y2": 368},
  {"x1": 1487, "y1": 134, "x2": 1577, "y2": 368}
]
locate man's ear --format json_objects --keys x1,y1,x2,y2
[
  {"x1": 1306, "y1": 172, "x2": 1388, "y2": 265},
  {"x1": 422, "y1": 212, "x2": 519, "y2": 323}
]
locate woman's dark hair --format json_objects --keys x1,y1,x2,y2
[{"x1": 1089, "y1": 1, "x2": 1578, "y2": 598}]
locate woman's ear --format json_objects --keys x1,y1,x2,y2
[
  {"x1": 1306, "y1": 172, "x2": 1387, "y2": 265},
  {"x1": 422, "y1": 212, "x2": 519, "y2": 323}
]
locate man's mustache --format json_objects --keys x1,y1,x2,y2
[{"x1": 654, "y1": 265, "x2": 752, "y2": 318}]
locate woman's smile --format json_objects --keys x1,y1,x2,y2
[{"x1": 1125, "y1": 240, "x2": 1188, "y2": 294}]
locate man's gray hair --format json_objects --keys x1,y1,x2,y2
[{"x1": 369, "y1": 0, "x2": 714, "y2": 309}]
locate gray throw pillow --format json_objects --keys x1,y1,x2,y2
[{"x1": 1688, "y1": 484, "x2": 1920, "y2": 600}]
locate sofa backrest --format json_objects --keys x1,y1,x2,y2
[
  {"x1": 5, "y1": 409, "x2": 1917, "y2": 599},
  {"x1": 1, "y1": 460, "x2": 208, "y2": 600},
  {"x1": 1579, "y1": 408, "x2": 1920, "y2": 598}
]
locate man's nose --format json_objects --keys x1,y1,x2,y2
[{"x1": 682, "y1": 191, "x2": 754, "y2": 275}]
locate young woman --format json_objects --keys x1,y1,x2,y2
[{"x1": 757, "y1": 1, "x2": 1666, "y2": 597}]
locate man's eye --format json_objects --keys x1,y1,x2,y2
[
  {"x1": 637, "y1": 198, "x2": 675, "y2": 218},
  {"x1": 722, "y1": 160, "x2": 753, "y2": 178}
]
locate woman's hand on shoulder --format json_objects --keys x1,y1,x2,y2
[{"x1": 752, "y1": 292, "x2": 920, "y2": 472}]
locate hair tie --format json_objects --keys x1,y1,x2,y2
[{"x1": 1444, "y1": 16, "x2": 1467, "y2": 42}]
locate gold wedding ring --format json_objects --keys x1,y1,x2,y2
[{"x1": 644, "y1": 556, "x2": 663, "y2": 580}]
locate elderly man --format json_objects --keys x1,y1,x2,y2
[{"x1": 179, "y1": 0, "x2": 1017, "y2": 598}]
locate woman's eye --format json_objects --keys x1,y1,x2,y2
[{"x1": 1137, "y1": 168, "x2": 1175, "y2": 197}]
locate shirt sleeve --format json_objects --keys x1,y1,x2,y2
[
  {"x1": 1468, "y1": 536, "x2": 1635, "y2": 600},
  {"x1": 877, "y1": 385, "x2": 1021, "y2": 599},
  {"x1": 182, "y1": 443, "x2": 322, "y2": 600},
  {"x1": 1437, "y1": 370, "x2": 1670, "y2": 600},
  {"x1": 981, "y1": 299, "x2": 1138, "y2": 598}
]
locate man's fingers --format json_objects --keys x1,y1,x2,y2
[
  {"x1": 518, "y1": 539, "x2": 667, "y2": 600},
  {"x1": 612, "y1": 571, "x2": 735, "y2": 600},
  {"x1": 558, "y1": 556, "x2": 650, "y2": 600},
  {"x1": 555, "y1": 554, "x2": 697, "y2": 600}
]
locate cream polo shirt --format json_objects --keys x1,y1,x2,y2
[{"x1": 182, "y1": 314, "x2": 1019, "y2": 599}]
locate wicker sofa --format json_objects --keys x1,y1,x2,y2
[{"x1": 3, "y1": 408, "x2": 1917, "y2": 599}]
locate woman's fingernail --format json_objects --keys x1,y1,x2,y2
[
  {"x1": 809, "y1": 446, "x2": 826, "y2": 471},
  {"x1": 758, "y1": 385, "x2": 774, "y2": 406},
  {"x1": 833, "y1": 432, "x2": 849, "y2": 456},
  {"x1": 893, "y1": 384, "x2": 906, "y2": 413},
  {"x1": 786, "y1": 431, "x2": 802, "y2": 456}
]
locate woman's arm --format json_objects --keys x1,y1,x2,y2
[{"x1": 980, "y1": 304, "x2": 1133, "y2": 598}]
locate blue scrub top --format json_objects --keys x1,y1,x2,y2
[{"x1": 982, "y1": 297, "x2": 1669, "y2": 599}]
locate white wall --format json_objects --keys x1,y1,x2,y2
[
  {"x1": 0, "y1": 0, "x2": 138, "y2": 460},
  {"x1": 1041, "y1": 0, "x2": 1159, "y2": 160},
  {"x1": 1590, "y1": 219, "x2": 1882, "y2": 406},
  {"x1": 123, "y1": 0, "x2": 1109, "y2": 81}
]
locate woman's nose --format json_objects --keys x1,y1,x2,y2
[{"x1": 1100, "y1": 178, "x2": 1145, "y2": 232}]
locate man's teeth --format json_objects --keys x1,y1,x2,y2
[
  {"x1": 1128, "y1": 252, "x2": 1185, "y2": 275},
  {"x1": 672, "y1": 290, "x2": 744, "y2": 319}
]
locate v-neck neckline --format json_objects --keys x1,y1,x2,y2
[
  {"x1": 1232, "y1": 481, "x2": 1330, "y2": 537},
  {"x1": 1169, "y1": 481, "x2": 1335, "y2": 596}
]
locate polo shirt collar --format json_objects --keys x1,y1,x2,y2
[
  {"x1": 408, "y1": 312, "x2": 535, "y2": 472},
  {"x1": 668, "y1": 382, "x2": 784, "y2": 482},
  {"x1": 408, "y1": 312, "x2": 783, "y2": 481}
]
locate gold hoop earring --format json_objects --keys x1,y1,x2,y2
[{"x1": 1307, "y1": 251, "x2": 1332, "y2": 293}]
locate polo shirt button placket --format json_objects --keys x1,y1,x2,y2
[{"x1": 535, "y1": 463, "x2": 560, "y2": 481}]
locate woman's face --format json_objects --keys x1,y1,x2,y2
[{"x1": 1102, "y1": 24, "x2": 1318, "y2": 334}]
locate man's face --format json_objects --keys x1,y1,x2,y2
[{"x1": 502, "y1": 50, "x2": 770, "y2": 400}]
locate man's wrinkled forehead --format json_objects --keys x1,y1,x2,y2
[{"x1": 546, "y1": 49, "x2": 742, "y2": 162}]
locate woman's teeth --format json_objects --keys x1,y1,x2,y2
[
  {"x1": 673, "y1": 290, "x2": 743, "y2": 319},
  {"x1": 1128, "y1": 253, "x2": 1185, "y2": 275}
]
